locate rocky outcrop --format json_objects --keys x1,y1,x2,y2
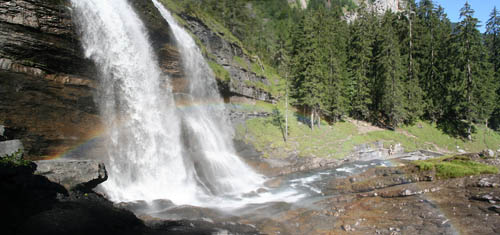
[
  {"x1": 34, "y1": 159, "x2": 107, "y2": 191},
  {"x1": 0, "y1": 70, "x2": 101, "y2": 158},
  {"x1": 0, "y1": 139, "x2": 23, "y2": 156},
  {"x1": 0, "y1": 0, "x2": 96, "y2": 76},
  {"x1": 179, "y1": 14, "x2": 275, "y2": 102},
  {"x1": 0, "y1": 0, "x2": 99, "y2": 158},
  {"x1": 2, "y1": 160, "x2": 262, "y2": 235},
  {"x1": 364, "y1": 0, "x2": 403, "y2": 14},
  {"x1": 345, "y1": 0, "x2": 406, "y2": 22},
  {"x1": 0, "y1": 0, "x2": 175, "y2": 158}
]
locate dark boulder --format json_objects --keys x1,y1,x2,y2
[
  {"x1": 34, "y1": 159, "x2": 107, "y2": 191},
  {"x1": 0, "y1": 162, "x2": 67, "y2": 234}
]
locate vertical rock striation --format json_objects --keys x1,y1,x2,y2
[{"x1": 0, "y1": 0, "x2": 174, "y2": 158}]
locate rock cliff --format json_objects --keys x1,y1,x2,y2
[
  {"x1": 0, "y1": 0, "x2": 100, "y2": 158},
  {"x1": 345, "y1": 0, "x2": 405, "y2": 22},
  {"x1": 178, "y1": 14, "x2": 275, "y2": 102},
  {"x1": 0, "y1": 0, "x2": 173, "y2": 158},
  {"x1": 0, "y1": 0, "x2": 275, "y2": 157}
]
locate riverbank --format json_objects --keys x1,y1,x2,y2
[
  {"x1": 231, "y1": 101, "x2": 500, "y2": 160},
  {"x1": 2, "y1": 146, "x2": 499, "y2": 234}
]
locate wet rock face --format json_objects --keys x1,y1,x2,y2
[
  {"x1": 180, "y1": 14, "x2": 274, "y2": 102},
  {"x1": 247, "y1": 166, "x2": 500, "y2": 235},
  {"x1": 0, "y1": 0, "x2": 100, "y2": 158},
  {"x1": 0, "y1": 0, "x2": 96, "y2": 76},
  {"x1": 34, "y1": 159, "x2": 107, "y2": 191},
  {"x1": 0, "y1": 70, "x2": 101, "y2": 158},
  {"x1": 0, "y1": 0, "x2": 175, "y2": 158}
]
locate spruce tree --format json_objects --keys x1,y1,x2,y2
[
  {"x1": 347, "y1": 3, "x2": 374, "y2": 121},
  {"x1": 304, "y1": 8, "x2": 329, "y2": 129},
  {"x1": 398, "y1": 0, "x2": 425, "y2": 124},
  {"x1": 372, "y1": 12, "x2": 407, "y2": 128},
  {"x1": 323, "y1": 9, "x2": 349, "y2": 122},
  {"x1": 486, "y1": 7, "x2": 500, "y2": 130},
  {"x1": 450, "y1": 2, "x2": 496, "y2": 138},
  {"x1": 430, "y1": 6, "x2": 454, "y2": 123}
]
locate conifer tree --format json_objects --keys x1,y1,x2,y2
[
  {"x1": 347, "y1": 3, "x2": 374, "y2": 121},
  {"x1": 322, "y1": 9, "x2": 349, "y2": 122},
  {"x1": 372, "y1": 12, "x2": 407, "y2": 128},
  {"x1": 429, "y1": 6, "x2": 453, "y2": 123},
  {"x1": 450, "y1": 2, "x2": 495, "y2": 138},
  {"x1": 486, "y1": 7, "x2": 500, "y2": 130},
  {"x1": 398, "y1": 0, "x2": 425, "y2": 124},
  {"x1": 301, "y1": 8, "x2": 326, "y2": 129}
]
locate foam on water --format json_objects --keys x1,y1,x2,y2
[{"x1": 71, "y1": 0, "x2": 300, "y2": 209}]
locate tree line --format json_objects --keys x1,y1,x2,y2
[
  {"x1": 284, "y1": 0, "x2": 499, "y2": 139},
  {"x1": 179, "y1": 0, "x2": 500, "y2": 138}
]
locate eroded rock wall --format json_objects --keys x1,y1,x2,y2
[
  {"x1": 0, "y1": 0, "x2": 100, "y2": 158},
  {"x1": 179, "y1": 14, "x2": 275, "y2": 102},
  {"x1": 0, "y1": 0, "x2": 175, "y2": 158}
]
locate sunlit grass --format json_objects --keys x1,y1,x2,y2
[
  {"x1": 237, "y1": 103, "x2": 500, "y2": 159},
  {"x1": 413, "y1": 156, "x2": 499, "y2": 179},
  {"x1": 207, "y1": 60, "x2": 230, "y2": 82}
]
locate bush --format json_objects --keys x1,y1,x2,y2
[{"x1": 0, "y1": 150, "x2": 30, "y2": 167}]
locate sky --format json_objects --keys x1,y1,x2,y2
[{"x1": 434, "y1": 0, "x2": 500, "y2": 32}]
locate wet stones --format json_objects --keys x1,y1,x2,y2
[
  {"x1": 480, "y1": 149, "x2": 496, "y2": 158},
  {"x1": 489, "y1": 205, "x2": 500, "y2": 214},
  {"x1": 478, "y1": 177, "x2": 500, "y2": 188},
  {"x1": 0, "y1": 139, "x2": 24, "y2": 157},
  {"x1": 34, "y1": 159, "x2": 107, "y2": 191},
  {"x1": 471, "y1": 193, "x2": 500, "y2": 204}
]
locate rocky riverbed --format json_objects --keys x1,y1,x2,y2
[
  {"x1": 2, "y1": 138, "x2": 500, "y2": 235},
  {"x1": 114, "y1": 151, "x2": 500, "y2": 235}
]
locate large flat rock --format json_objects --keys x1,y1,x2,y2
[
  {"x1": 0, "y1": 139, "x2": 24, "y2": 157},
  {"x1": 35, "y1": 159, "x2": 107, "y2": 191}
]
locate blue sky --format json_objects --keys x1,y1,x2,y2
[{"x1": 434, "y1": 0, "x2": 500, "y2": 32}]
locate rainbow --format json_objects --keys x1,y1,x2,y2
[
  {"x1": 44, "y1": 125, "x2": 106, "y2": 160},
  {"x1": 43, "y1": 99, "x2": 232, "y2": 160}
]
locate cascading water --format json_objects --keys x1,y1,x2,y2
[
  {"x1": 151, "y1": 0, "x2": 264, "y2": 197},
  {"x1": 70, "y1": 0, "x2": 268, "y2": 207},
  {"x1": 69, "y1": 0, "x2": 201, "y2": 204}
]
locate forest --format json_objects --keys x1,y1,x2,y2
[{"x1": 177, "y1": 0, "x2": 500, "y2": 139}]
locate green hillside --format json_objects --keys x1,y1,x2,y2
[{"x1": 162, "y1": 0, "x2": 500, "y2": 158}]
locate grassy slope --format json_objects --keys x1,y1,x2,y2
[
  {"x1": 413, "y1": 155, "x2": 499, "y2": 179},
  {"x1": 235, "y1": 102, "x2": 500, "y2": 159},
  {"x1": 160, "y1": 0, "x2": 500, "y2": 159}
]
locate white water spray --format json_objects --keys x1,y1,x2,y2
[
  {"x1": 70, "y1": 0, "x2": 202, "y2": 204},
  {"x1": 151, "y1": 0, "x2": 265, "y2": 197},
  {"x1": 71, "y1": 0, "x2": 266, "y2": 207}
]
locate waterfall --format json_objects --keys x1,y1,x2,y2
[
  {"x1": 70, "y1": 0, "x2": 263, "y2": 206},
  {"x1": 151, "y1": 0, "x2": 264, "y2": 196}
]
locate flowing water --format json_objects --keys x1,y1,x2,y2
[
  {"x1": 70, "y1": 0, "x2": 198, "y2": 204},
  {"x1": 151, "y1": 0, "x2": 265, "y2": 197},
  {"x1": 70, "y1": 0, "x2": 287, "y2": 208}
]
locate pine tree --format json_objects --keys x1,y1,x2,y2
[
  {"x1": 486, "y1": 7, "x2": 500, "y2": 130},
  {"x1": 301, "y1": 8, "x2": 326, "y2": 129},
  {"x1": 450, "y1": 2, "x2": 496, "y2": 138},
  {"x1": 398, "y1": 0, "x2": 425, "y2": 124},
  {"x1": 347, "y1": 3, "x2": 374, "y2": 121},
  {"x1": 372, "y1": 12, "x2": 407, "y2": 128},
  {"x1": 322, "y1": 9, "x2": 349, "y2": 122}
]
